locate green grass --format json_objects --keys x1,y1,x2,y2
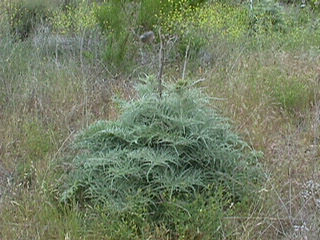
[{"x1": 1, "y1": 0, "x2": 320, "y2": 239}]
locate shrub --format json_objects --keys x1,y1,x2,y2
[
  {"x1": 196, "y1": 2, "x2": 249, "y2": 40},
  {"x1": 249, "y1": 0, "x2": 285, "y2": 33},
  {"x1": 4, "y1": 0, "x2": 56, "y2": 39},
  {"x1": 93, "y1": 0, "x2": 210, "y2": 67},
  {"x1": 60, "y1": 76, "x2": 263, "y2": 233},
  {"x1": 159, "y1": 2, "x2": 249, "y2": 60},
  {"x1": 310, "y1": 0, "x2": 320, "y2": 10},
  {"x1": 50, "y1": 0, "x2": 98, "y2": 34},
  {"x1": 137, "y1": 0, "x2": 162, "y2": 31},
  {"x1": 138, "y1": 0, "x2": 205, "y2": 32},
  {"x1": 94, "y1": 1, "x2": 135, "y2": 69}
]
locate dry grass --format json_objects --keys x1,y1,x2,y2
[
  {"x1": 200, "y1": 48, "x2": 320, "y2": 239},
  {"x1": 1, "y1": 2, "x2": 320, "y2": 239},
  {"x1": 1, "y1": 47, "x2": 320, "y2": 240}
]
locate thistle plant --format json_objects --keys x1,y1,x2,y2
[{"x1": 61, "y1": 76, "x2": 263, "y2": 220}]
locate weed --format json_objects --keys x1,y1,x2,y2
[
  {"x1": 4, "y1": 0, "x2": 57, "y2": 40},
  {"x1": 94, "y1": 1, "x2": 137, "y2": 70},
  {"x1": 60, "y1": 77, "x2": 263, "y2": 236},
  {"x1": 272, "y1": 75, "x2": 313, "y2": 114},
  {"x1": 250, "y1": 0, "x2": 285, "y2": 33},
  {"x1": 50, "y1": 0, "x2": 97, "y2": 34}
]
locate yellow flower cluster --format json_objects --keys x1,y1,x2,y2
[
  {"x1": 50, "y1": 0, "x2": 98, "y2": 34},
  {"x1": 158, "y1": 1, "x2": 249, "y2": 41},
  {"x1": 199, "y1": 3, "x2": 248, "y2": 39}
]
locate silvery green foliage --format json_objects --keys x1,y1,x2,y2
[{"x1": 61, "y1": 76, "x2": 263, "y2": 213}]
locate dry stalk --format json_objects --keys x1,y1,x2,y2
[
  {"x1": 157, "y1": 28, "x2": 164, "y2": 99},
  {"x1": 182, "y1": 40, "x2": 190, "y2": 80}
]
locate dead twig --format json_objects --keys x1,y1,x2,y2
[
  {"x1": 182, "y1": 40, "x2": 190, "y2": 80},
  {"x1": 157, "y1": 28, "x2": 164, "y2": 99}
]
